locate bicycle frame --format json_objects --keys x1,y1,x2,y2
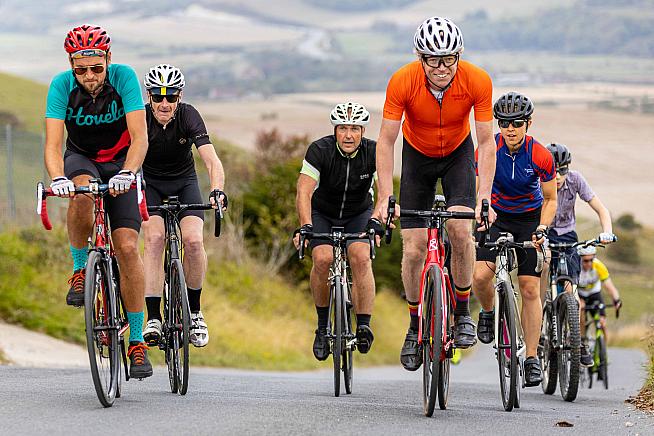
[{"x1": 326, "y1": 232, "x2": 356, "y2": 351}]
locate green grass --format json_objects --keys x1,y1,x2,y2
[{"x1": 0, "y1": 71, "x2": 47, "y2": 134}]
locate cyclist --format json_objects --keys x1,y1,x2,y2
[
  {"x1": 293, "y1": 102, "x2": 379, "y2": 361},
  {"x1": 373, "y1": 16, "x2": 497, "y2": 371},
  {"x1": 140, "y1": 64, "x2": 227, "y2": 348},
  {"x1": 472, "y1": 92, "x2": 557, "y2": 387},
  {"x1": 544, "y1": 142, "x2": 617, "y2": 366},
  {"x1": 577, "y1": 245, "x2": 622, "y2": 365},
  {"x1": 44, "y1": 24, "x2": 152, "y2": 378}
]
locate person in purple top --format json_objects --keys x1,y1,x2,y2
[
  {"x1": 543, "y1": 142, "x2": 616, "y2": 366},
  {"x1": 473, "y1": 92, "x2": 557, "y2": 387}
]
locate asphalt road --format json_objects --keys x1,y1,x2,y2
[{"x1": 1, "y1": 345, "x2": 650, "y2": 435}]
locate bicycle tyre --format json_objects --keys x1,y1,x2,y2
[
  {"x1": 557, "y1": 290, "x2": 580, "y2": 402},
  {"x1": 332, "y1": 277, "x2": 343, "y2": 397},
  {"x1": 84, "y1": 251, "x2": 120, "y2": 408},
  {"x1": 438, "y1": 303, "x2": 453, "y2": 410},
  {"x1": 164, "y1": 279, "x2": 178, "y2": 394},
  {"x1": 423, "y1": 265, "x2": 442, "y2": 417},
  {"x1": 497, "y1": 282, "x2": 517, "y2": 412},
  {"x1": 598, "y1": 335, "x2": 608, "y2": 389},
  {"x1": 171, "y1": 259, "x2": 190, "y2": 395},
  {"x1": 343, "y1": 290, "x2": 353, "y2": 395},
  {"x1": 539, "y1": 303, "x2": 558, "y2": 395}
]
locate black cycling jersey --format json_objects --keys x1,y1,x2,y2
[
  {"x1": 300, "y1": 135, "x2": 376, "y2": 220},
  {"x1": 142, "y1": 102, "x2": 212, "y2": 179}
]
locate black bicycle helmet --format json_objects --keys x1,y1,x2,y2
[
  {"x1": 493, "y1": 92, "x2": 534, "y2": 120},
  {"x1": 546, "y1": 143, "x2": 572, "y2": 167}
]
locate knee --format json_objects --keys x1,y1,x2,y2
[
  {"x1": 144, "y1": 230, "x2": 165, "y2": 252},
  {"x1": 520, "y1": 283, "x2": 540, "y2": 302},
  {"x1": 448, "y1": 225, "x2": 473, "y2": 248},
  {"x1": 349, "y1": 249, "x2": 372, "y2": 272},
  {"x1": 184, "y1": 234, "x2": 205, "y2": 256},
  {"x1": 115, "y1": 238, "x2": 139, "y2": 260},
  {"x1": 312, "y1": 251, "x2": 332, "y2": 275},
  {"x1": 473, "y1": 268, "x2": 491, "y2": 290}
]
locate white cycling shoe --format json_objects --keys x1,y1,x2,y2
[
  {"x1": 190, "y1": 311, "x2": 209, "y2": 347},
  {"x1": 143, "y1": 318, "x2": 162, "y2": 345}
]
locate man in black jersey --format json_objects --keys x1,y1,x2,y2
[
  {"x1": 140, "y1": 64, "x2": 226, "y2": 348},
  {"x1": 293, "y1": 102, "x2": 379, "y2": 360}
]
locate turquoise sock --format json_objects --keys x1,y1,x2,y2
[
  {"x1": 70, "y1": 245, "x2": 88, "y2": 272},
  {"x1": 127, "y1": 311, "x2": 145, "y2": 343}
]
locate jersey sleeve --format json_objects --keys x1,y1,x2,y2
[
  {"x1": 183, "y1": 104, "x2": 211, "y2": 148},
  {"x1": 532, "y1": 142, "x2": 555, "y2": 182},
  {"x1": 45, "y1": 71, "x2": 73, "y2": 120},
  {"x1": 300, "y1": 142, "x2": 322, "y2": 182},
  {"x1": 111, "y1": 64, "x2": 145, "y2": 114},
  {"x1": 471, "y1": 67, "x2": 493, "y2": 122},
  {"x1": 382, "y1": 68, "x2": 407, "y2": 121},
  {"x1": 575, "y1": 172, "x2": 596, "y2": 202},
  {"x1": 594, "y1": 259, "x2": 610, "y2": 281}
]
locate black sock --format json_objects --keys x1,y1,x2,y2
[
  {"x1": 454, "y1": 284, "x2": 471, "y2": 317},
  {"x1": 188, "y1": 287, "x2": 202, "y2": 313},
  {"x1": 356, "y1": 314, "x2": 371, "y2": 329},
  {"x1": 145, "y1": 296, "x2": 161, "y2": 321},
  {"x1": 316, "y1": 306, "x2": 329, "y2": 330},
  {"x1": 408, "y1": 300, "x2": 419, "y2": 331}
]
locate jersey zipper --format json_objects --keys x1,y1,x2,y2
[
  {"x1": 505, "y1": 151, "x2": 516, "y2": 179},
  {"x1": 339, "y1": 159, "x2": 351, "y2": 219}
]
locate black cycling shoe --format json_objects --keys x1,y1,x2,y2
[
  {"x1": 128, "y1": 341, "x2": 153, "y2": 379},
  {"x1": 454, "y1": 315, "x2": 478, "y2": 349},
  {"x1": 356, "y1": 325, "x2": 374, "y2": 354},
  {"x1": 66, "y1": 269, "x2": 86, "y2": 307},
  {"x1": 580, "y1": 345, "x2": 593, "y2": 367},
  {"x1": 524, "y1": 356, "x2": 543, "y2": 387},
  {"x1": 313, "y1": 328, "x2": 330, "y2": 361},
  {"x1": 400, "y1": 327, "x2": 422, "y2": 371},
  {"x1": 477, "y1": 310, "x2": 495, "y2": 344}
]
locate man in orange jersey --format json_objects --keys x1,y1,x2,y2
[{"x1": 374, "y1": 17, "x2": 497, "y2": 371}]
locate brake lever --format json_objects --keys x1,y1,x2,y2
[{"x1": 385, "y1": 195, "x2": 396, "y2": 245}]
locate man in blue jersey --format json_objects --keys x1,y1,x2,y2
[{"x1": 44, "y1": 25, "x2": 152, "y2": 378}]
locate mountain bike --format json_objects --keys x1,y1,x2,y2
[
  {"x1": 385, "y1": 194, "x2": 476, "y2": 417},
  {"x1": 581, "y1": 301, "x2": 618, "y2": 390},
  {"x1": 539, "y1": 237, "x2": 614, "y2": 401},
  {"x1": 36, "y1": 177, "x2": 149, "y2": 407},
  {"x1": 147, "y1": 196, "x2": 223, "y2": 395},
  {"x1": 477, "y1": 221, "x2": 544, "y2": 411},
  {"x1": 298, "y1": 226, "x2": 376, "y2": 397}
]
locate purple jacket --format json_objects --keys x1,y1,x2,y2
[{"x1": 551, "y1": 170, "x2": 595, "y2": 234}]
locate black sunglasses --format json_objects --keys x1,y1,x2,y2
[
  {"x1": 498, "y1": 119, "x2": 528, "y2": 129},
  {"x1": 556, "y1": 166, "x2": 570, "y2": 175},
  {"x1": 422, "y1": 54, "x2": 458, "y2": 68},
  {"x1": 151, "y1": 94, "x2": 180, "y2": 103},
  {"x1": 72, "y1": 65, "x2": 105, "y2": 75}
]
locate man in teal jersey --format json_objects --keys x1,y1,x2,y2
[{"x1": 44, "y1": 24, "x2": 152, "y2": 378}]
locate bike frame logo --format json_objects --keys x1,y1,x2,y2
[{"x1": 428, "y1": 238, "x2": 438, "y2": 252}]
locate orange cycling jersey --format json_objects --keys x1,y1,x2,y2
[{"x1": 383, "y1": 60, "x2": 493, "y2": 158}]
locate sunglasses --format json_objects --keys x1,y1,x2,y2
[
  {"x1": 150, "y1": 94, "x2": 180, "y2": 103},
  {"x1": 72, "y1": 65, "x2": 105, "y2": 75},
  {"x1": 556, "y1": 166, "x2": 570, "y2": 175},
  {"x1": 422, "y1": 54, "x2": 458, "y2": 68},
  {"x1": 497, "y1": 119, "x2": 529, "y2": 129},
  {"x1": 582, "y1": 258, "x2": 594, "y2": 263}
]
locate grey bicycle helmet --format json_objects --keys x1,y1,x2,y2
[
  {"x1": 330, "y1": 102, "x2": 370, "y2": 127},
  {"x1": 493, "y1": 92, "x2": 534, "y2": 120},
  {"x1": 546, "y1": 143, "x2": 572, "y2": 167}
]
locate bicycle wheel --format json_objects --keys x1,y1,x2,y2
[
  {"x1": 598, "y1": 335, "x2": 608, "y2": 389},
  {"x1": 343, "y1": 287, "x2": 353, "y2": 395},
  {"x1": 84, "y1": 251, "x2": 120, "y2": 407},
  {"x1": 438, "y1": 305, "x2": 453, "y2": 410},
  {"x1": 164, "y1": 279, "x2": 178, "y2": 394},
  {"x1": 171, "y1": 259, "x2": 190, "y2": 395},
  {"x1": 332, "y1": 277, "x2": 343, "y2": 397},
  {"x1": 557, "y1": 290, "x2": 581, "y2": 402},
  {"x1": 497, "y1": 282, "x2": 517, "y2": 412},
  {"x1": 539, "y1": 303, "x2": 558, "y2": 395},
  {"x1": 423, "y1": 265, "x2": 442, "y2": 417}
]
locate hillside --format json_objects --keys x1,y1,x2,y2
[{"x1": 0, "y1": 71, "x2": 47, "y2": 134}]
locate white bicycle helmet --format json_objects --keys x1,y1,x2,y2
[
  {"x1": 414, "y1": 17, "x2": 464, "y2": 56},
  {"x1": 144, "y1": 64, "x2": 185, "y2": 92},
  {"x1": 330, "y1": 102, "x2": 370, "y2": 127},
  {"x1": 577, "y1": 245, "x2": 597, "y2": 256}
]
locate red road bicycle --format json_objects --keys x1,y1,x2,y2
[
  {"x1": 385, "y1": 194, "x2": 477, "y2": 417},
  {"x1": 36, "y1": 177, "x2": 149, "y2": 407}
]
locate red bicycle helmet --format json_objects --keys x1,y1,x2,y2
[{"x1": 64, "y1": 24, "x2": 111, "y2": 54}]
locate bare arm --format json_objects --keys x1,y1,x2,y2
[
  {"x1": 474, "y1": 120, "x2": 496, "y2": 225},
  {"x1": 374, "y1": 118, "x2": 401, "y2": 220},
  {"x1": 122, "y1": 109, "x2": 148, "y2": 174},
  {"x1": 197, "y1": 143, "x2": 225, "y2": 191},
  {"x1": 539, "y1": 179, "x2": 558, "y2": 228},
  {"x1": 588, "y1": 196, "x2": 613, "y2": 234},
  {"x1": 296, "y1": 174, "x2": 317, "y2": 226},
  {"x1": 44, "y1": 118, "x2": 66, "y2": 179},
  {"x1": 602, "y1": 277, "x2": 621, "y2": 302}
]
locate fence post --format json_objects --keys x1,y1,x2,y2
[{"x1": 6, "y1": 124, "x2": 15, "y2": 220}]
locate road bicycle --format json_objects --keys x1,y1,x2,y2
[
  {"x1": 581, "y1": 300, "x2": 618, "y2": 390},
  {"x1": 385, "y1": 194, "x2": 476, "y2": 417},
  {"x1": 147, "y1": 196, "x2": 222, "y2": 395},
  {"x1": 298, "y1": 226, "x2": 376, "y2": 397},
  {"x1": 36, "y1": 177, "x2": 149, "y2": 407}
]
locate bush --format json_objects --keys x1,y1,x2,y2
[{"x1": 606, "y1": 231, "x2": 640, "y2": 265}]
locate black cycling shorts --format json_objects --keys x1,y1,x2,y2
[
  {"x1": 64, "y1": 150, "x2": 141, "y2": 232},
  {"x1": 399, "y1": 134, "x2": 476, "y2": 229},
  {"x1": 310, "y1": 206, "x2": 372, "y2": 249},
  {"x1": 476, "y1": 209, "x2": 542, "y2": 277},
  {"x1": 581, "y1": 292, "x2": 606, "y2": 317},
  {"x1": 144, "y1": 173, "x2": 205, "y2": 220}
]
